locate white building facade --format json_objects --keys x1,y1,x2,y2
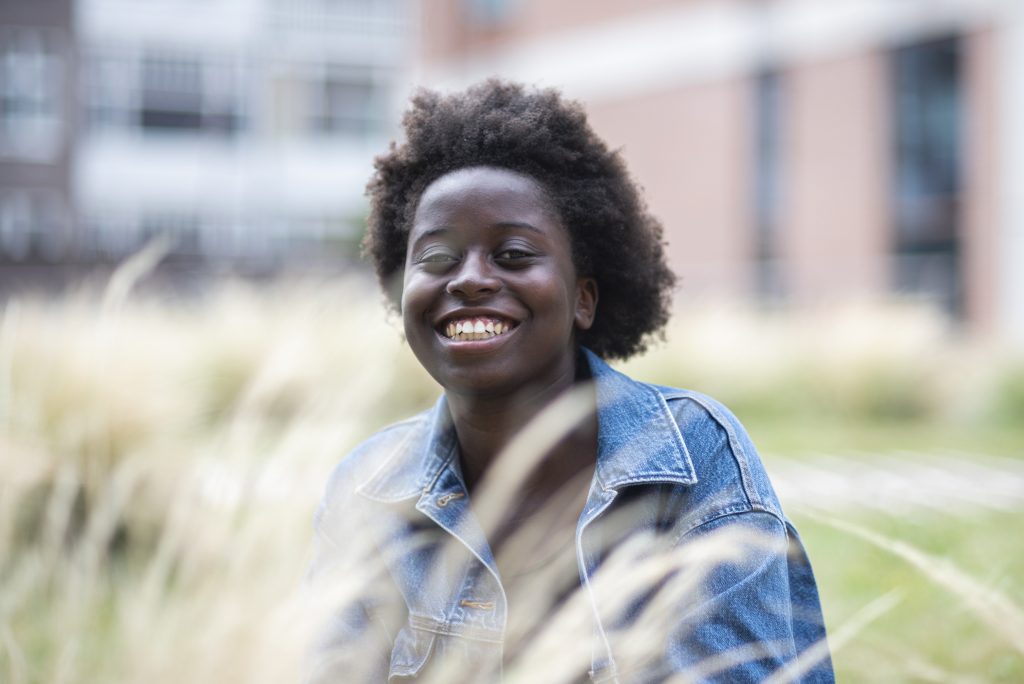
[{"x1": 75, "y1": 0, "x2": 411, "y2": 269}]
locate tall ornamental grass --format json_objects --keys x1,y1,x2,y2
[{"x1": 1, "y1": 268, "x2": 1022, "y2": 682}]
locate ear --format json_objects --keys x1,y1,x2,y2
[{"x1": 574, "y1": 277, "x2": 598, "y2": 331}]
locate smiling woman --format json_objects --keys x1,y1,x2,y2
[
  {"x1": 308, "y1": 80, "x2": 834, "y2": 683},
  {"x1": 402, "y1": 167, "x2": 595, "y2": 404}
]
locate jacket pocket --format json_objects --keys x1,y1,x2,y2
[{"x1": 388, "y1": 624, "x2": 437, "y2": 680}]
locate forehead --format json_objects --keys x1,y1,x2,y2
[{"x1": 412, "y1": 166, "x2": 561, "y2": 228}]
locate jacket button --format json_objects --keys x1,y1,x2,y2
[
  {"x1": 437, "y1": 492, "x2": 466, "y2": 507},
  {"x1": 459, "y1": 599, "x2": 495, "y2": 610}
]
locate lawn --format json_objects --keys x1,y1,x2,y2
[{"x1": 798, "y1": 509, "x2": 1024, "y2": 682}]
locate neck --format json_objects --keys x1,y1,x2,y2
[{"x1": 445, "y1": 354, "x2": 594, "y2": 492}]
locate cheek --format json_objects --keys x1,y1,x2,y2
[
  {"x1": 553, "y1": 267, "x2": 583, "y2": 318},
  {"x1": 400, "y1": 271, "x2": 425, "y2": 312},
  {"x1": 400, "y1": 274, "x2": 437, "y2": 334}
]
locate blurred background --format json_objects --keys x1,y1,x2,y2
[
  {"x1": 1, "y1": 0, "x2": 1022, "y2": 340},
  {"x1": 2, "y1": 0, "x2": 1024, "y2": 682}
]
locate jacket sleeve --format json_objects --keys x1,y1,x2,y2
[
  {"x1": 658, "y1": 510, "x2": 833, "y2": 684},
  {"x1": 642, "y1": 391, "x2": 833, "y2": 683}
]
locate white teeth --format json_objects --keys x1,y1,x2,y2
[{"x1": 443, "y1": 317, "x2": 515, "y2": 340}]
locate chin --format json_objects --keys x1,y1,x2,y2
[{"x1": 433, "y1": 367, "x2": 519, "y2": 398}]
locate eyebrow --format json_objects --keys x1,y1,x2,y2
[{"x1": 411, "y1": 221, "x2": 544, "y2": 244}]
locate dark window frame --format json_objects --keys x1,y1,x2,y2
[{"x1": 889, "y1": 34, "x2": 964, "y2": 316}]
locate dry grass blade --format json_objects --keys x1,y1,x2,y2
[
  {"x1": 102, "y1": 234, "x2": 174, "y2": 313},
  {"x1": 470, "y1": 383, "x2": 596, "y2": 536},
  {"x1": 0, "y1": 300, "x2": 19, "y2": 420},
  {"x1": 1, "y1": 623, "x2": 29, "y2": 684},
  {"x1": 761, "y1": 589, "x2": 903, "y2": 684}
]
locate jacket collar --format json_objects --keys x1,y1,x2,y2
[
  {"x1": 355, "y1": 396, "x2": 459, "y2": 502},
  {"x1": 355, "y1": 347, "x2": 697, "y2": 503},
  {"x1": 583, "y1": 348, "x2": 696, "y2": 490}
]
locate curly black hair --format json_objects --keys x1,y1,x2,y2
[{"x1": 364, "y1": 79, "x2": 676, "y2": 360}]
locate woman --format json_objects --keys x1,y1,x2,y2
[{"x1": 310, "y1": 80, "x2": 833, "y2": 683}]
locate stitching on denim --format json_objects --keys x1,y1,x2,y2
[
  {"x1": 354, "y1": 413, "x2": 432, "y2": 501},
  {"x1": 423, "y1": 439, "x2": 459, "y2": 494},
  {"x1": 407, "y1": 615, "x2": 504, "y2": 643},
  {"x1": 388, "y1": 624, "x2": 437, "y2": 677},
  {"x1": 671, "y1": 507, "x2": 786, "y2": 547},
  {"x1": 652, "y1": 387, "x2": 693, "y2": 473},
  {"x1": 595, "y1": 383, "x2": 697, "y2": 492},
  {"x1": 576, "y1": 494, "x2": 620, "y2": 681},
  {"x1": 604, "y1": 472, "x2": 696, "y2": 488},
  {"x1": 676, "y1": 393, "x2": 763, "y2": 510}
]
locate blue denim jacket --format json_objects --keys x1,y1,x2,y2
[{"x1": 312, "y1": 349, "x2": 834, "y2": 682}]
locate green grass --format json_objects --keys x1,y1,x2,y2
[
  {"x1": 747, "y1": 417, "x2": 1024, "y2": 460},
  {"x1": 798, "y1": 510, "x2": 1024, "y2": 682}
]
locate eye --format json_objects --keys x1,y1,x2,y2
[
  {"x1": 421, "y1": 253, "x2": 456, "y2": 263},
  {"x1": 413, "y1": 248, "x2": 458, "y2": 268},
  {"x1": 495, "y1": 248, "x2": 535, "y2": 264}
]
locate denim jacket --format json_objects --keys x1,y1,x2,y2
[{"x1": 311, "y1": 349, "x2": 834, "y2": 683}]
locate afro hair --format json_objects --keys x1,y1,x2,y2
[{"x1": 364, "y1": 79, "x2": 676, "y2": 360}]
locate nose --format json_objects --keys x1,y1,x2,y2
[{"x1": 446, "y1": 253, "x2": 501, "y2": 299}]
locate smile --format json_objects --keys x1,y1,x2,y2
[{"x1": 441, "y1": 316, "x2": 518, "y2": 341}]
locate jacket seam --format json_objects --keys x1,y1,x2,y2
[
  {"x1": 422, "y1": 440, "x2": 459, "y2": 493},
  {"x1": 662, "y1": 392, "x2": 764, "y2": 510},
  {"x1": 354, "y1": 414, "x2": 433, "y2": 501},
  {"x1": 670, "y1": 506, "x2": 786, "y2": 547},
  {"x1": 407, "y1": 615, "x2": 504, "y2": 643}
]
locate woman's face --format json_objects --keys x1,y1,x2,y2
[{"x1": 401, "y1": 166, "x2": 597, "y2": 399}]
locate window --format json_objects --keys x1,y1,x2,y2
[
  {"x1": 464, "y1": 0, "x2": 514, "y2": 26},
  {"x1": 0, "y1": 190, "x2": 70, "y2": 262},
  {"x1": 85, "y1": 50, "x2": 244, "y2": 136},
  {"x1": 268, "y1": 0, "x2": 409, "y2": 37},
  {"x1": 140, "y1": 212, "x2": 201, "y2": 256},
  {"x1": 88, "y1": 213, "x2": 138, "y2": 260},
  {"x1": 0, "y1": 191, "x2": 32, "y2": 261},
  {"x1": 0, "y1": 29, "x2": 64, "y2": 161},
  {"x1": 140, "y1": 56, "x2": 204, "y2": 130},
  {"x1": 890, "y1": 36, "x2": 963, "y2": 315},
  {"x1": 308, "y1": 65, "x2": 381, "y2": 136},
  {"x1": 753, "y1": 70, "x2": 785, "y2": 303}
]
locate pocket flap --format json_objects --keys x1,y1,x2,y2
[{"x1": 388, "y1": 625, "x2": 436, "y2": 680}]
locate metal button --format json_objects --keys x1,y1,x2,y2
[
  {"x1": 459, "y1": 599, "x2": 495, "y2": 610},
  {"x1": 437, "y1": 492, "x2": 466, "y2": 507}
]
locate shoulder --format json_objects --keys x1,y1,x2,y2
[
  {"x1": 653, "y1": 386, "x2": 762, "y2": 473},
  {"x1": 315, "y1": 408, "x2": 434, "y2": 526},
  {"x1": 654, "y1": 385, "x2": 747, "y2": 436},
  {"x1": 647, "y1": 381, "x2": 786, "y2": 526},
  {"x1": 584, "y1": 349, "x2": 784, "y2": 522}
]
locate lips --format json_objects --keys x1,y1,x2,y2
[{"x1": 438, "y1": 315, "x2": 519, "y2": 341}]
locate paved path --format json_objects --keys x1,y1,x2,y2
[{"x1": 767, "y1": 453, "x2": 1024, "y2": 516}]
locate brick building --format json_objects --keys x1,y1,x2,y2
[{"x1": 414, "y1": 0, "x2": 1024, "y2": 343}]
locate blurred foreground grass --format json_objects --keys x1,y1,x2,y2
[{"x1": 1, "y1": 274, "x2": 1022, "y2": 682}]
